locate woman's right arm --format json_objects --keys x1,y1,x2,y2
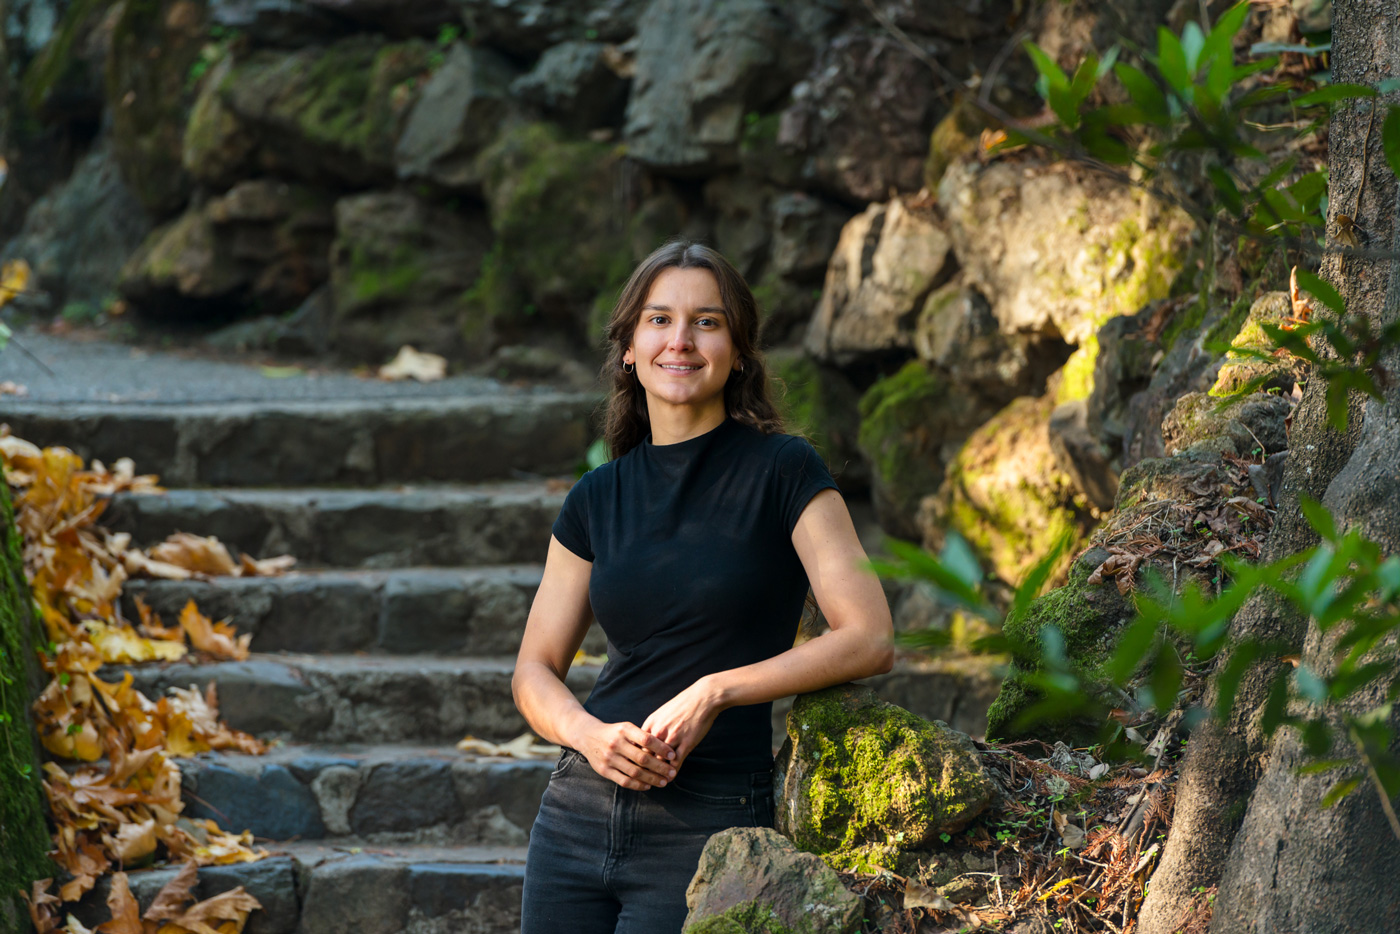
[{"x1": 512, "y1": 535, "x2": 678, "y2": 791}]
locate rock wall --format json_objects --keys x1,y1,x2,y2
[{"x1": 0, "y1": 0, "x2": 1245, "y2": 586}]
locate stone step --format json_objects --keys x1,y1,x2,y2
[
  {"x1": 176, "y1": 743, "x2": 553, "y2": 845},
  {"x1": 122, "y1": 566, "x2": 604, "y2": 657},
  {"x1": 70, "y1": 844, "x2": 527, "y2": 934},
  {"x1": 113, "y1": 652, "x2": 1001, "y2": 746},
  {"x1": 112, "y1": 654, "x2": 598, "y2": 745},
  {"x1": 103, "y1": 483, "x2": 568, "y2": 568},
  {"x1": 0, "y1": 392, "x2": 597, "y2": 487}
]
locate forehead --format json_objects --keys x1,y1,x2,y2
[{"x1": 642, "y1": 266, "x2": 724, "y2": 309}]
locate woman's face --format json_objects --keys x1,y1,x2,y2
[{"x1": 622, "y1": 266, "x2": 739, "y2": 420}]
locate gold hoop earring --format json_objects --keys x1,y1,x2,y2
[{"x1": 622, "y1": 361, "x2": 635, "y2": 374}]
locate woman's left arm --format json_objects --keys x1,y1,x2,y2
[{"x1": 642, "y1": 488, "x2": 894, "y2": 766}]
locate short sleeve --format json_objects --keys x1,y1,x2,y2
[
  {"x1": 551, "y1": 472, "x2": 594, "y2": 561},
  {"x1": 774, "y1": 436, "x2": 840, "y2": 534}
]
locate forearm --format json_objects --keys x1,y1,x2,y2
[
  {"x1": 511, "y1": 660, "x2": 601, "y2": 750},
  {"x1": 706, "y1": 623, "x2": 894, "y2": 712}
]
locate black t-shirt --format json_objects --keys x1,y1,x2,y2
[{"x1": 551, "y1": 416, "x2": 839, "y2": 774}]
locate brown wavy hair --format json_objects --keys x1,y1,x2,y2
[{"x1": 600, "y1": 240, "x2": 784, "y2": 458}]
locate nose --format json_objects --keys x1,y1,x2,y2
[{"x1": 667, "y1": 321, "x2": 694, "y2": 351}]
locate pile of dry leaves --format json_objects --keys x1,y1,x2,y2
[{"x1": 1, "y1": 431, "x2": 293, "y2": 933}]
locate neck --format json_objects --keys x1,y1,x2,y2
[{"x1": 646, "y1": 399, "x2": 728, "y2": 446}]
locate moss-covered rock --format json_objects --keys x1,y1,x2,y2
[
  {"x1": 768, "y1": 349, "x2": 864, "y2": 490},
  {"x1": 475, "y1": 121, "x2": 641, "y2": 335},
  {"x1": 1161, "y1": 391, "x2": 1292, "y2": 459},
  {"x1": 328, "y1": 190, "x2": 493, "y2": 361},
  {"x1": 984, "y1": 548, "x2": 1137, "y2": 743},
  {"x1": 119, "y1": 179, "x2": 335, "y2": 317},
  {"x1": 683, "y1": 828, "x2": 861, "y2": 934},
  {"x1": 106, "y1": 0, "x2": 208, "y2": 216},
  {"x1": 182, "y1": 53, "x2": 256, "y2": 189},
  {"x1": 1, "y1": 473, "x2": 53, "y2": 933},
  {"x1": 774, "y1": 684, "x2": 994, "y2": 874},
  {"x1": 929, "y1": 393, "x2": 1090, "y2": 585},
  {"x1": 222, "y1": 36, "x2": 431, "y2": 187},
  {"x1": 856, "y1": 361, "x2": 990, "y2": 541},
  {"x1": 1210, "y1": 290, "x2": 1300, "y2": 397},
  {"x1": 923, "y1": 95, "x2": 990, "y2": 191}
]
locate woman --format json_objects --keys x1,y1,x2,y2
[{"x1": 512, "y1": 240, "x2": 894, "y2": 933}]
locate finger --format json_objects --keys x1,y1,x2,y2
[
  {"x1": 604, "y1": 767, "x2": 650, "y2": 792},
  {"x1": 619, "y1": 742, "x2": 675, "y2": 781},
  {"x1": 625, "y1": 725, "x2": 677, "y2": 763}
]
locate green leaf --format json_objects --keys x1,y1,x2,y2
[
  {"x1": 1025, "y1": 41, "x2": 1070, "y2": 97},
  {"x1": 1208, "y1": 165, "x2": 1244, "y2": 215},
  {"x1": 1205, "y1": 2, "x2": 1250, "y2": 63},
  {"x1": 1071, "y1": 52, "x2": 1100, "y2": 105},
  {"x1": 585, "y1": 437, "x2": 611, "y2": 470},
  {"x1": 1012, "y1": 529, "x2": 1075, "y2": 624},
  {"x1": 1293, "y1": 83, "x2": 1378, "y2": 108},
  {"x1": 1299, "y1": 495, "x2": 1339, "y2": 542},
  {"x1": 1157, "y1": 27, "x2": 1191, "y2": 95},
  {"x1": 942, "y1": 532, "x2": 985, "y2": 593},
  {"x1": 1295, "y1": 664, "x2": 1329, "y2": 704},
  {"x1": 1114, "y1": 63, "x2": 1170, "y2": 125},
  {"x1": 1293, "y1": 268, "x2": 1346, "y2": 315},
  {"x1": 1295, "y1": 758, "x2": 1353, "y2": 775},
  {"x1": 1321, "y1": 775, "x2": 1363, "y2": 807},
  {"x1": 1382, "y1": 106, "x2": 1400, "y2": 183},
  {"x1": 1215, "y1": 641, "x2": 1265, "y2": 720},
  {"x1": 1303, "y1": 717, "x2": 1333, "y2": 755},
  {"x1": 1180, "y1": 21, "x2": 1206, "y2": 74}
]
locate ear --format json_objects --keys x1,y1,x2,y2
[{"x1": 622, "y1": 346, "x2": 634, "y2": 365}]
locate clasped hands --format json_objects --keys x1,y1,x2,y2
[{"x1": 574, "y1": 675, "x2": 726, "y2": 791}]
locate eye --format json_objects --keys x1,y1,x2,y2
[
  {"x1": 696, "y1": 316, "x2": 722, "y2": 328},
  {"x1": 647, "y1": 314, "x2": 669, "y2": 326}
]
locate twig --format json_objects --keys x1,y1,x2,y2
[{"x1": 3, "y1": 331, "x2": 56, "y2": 378}]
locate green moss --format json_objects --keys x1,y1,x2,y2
[
  {"x1": 348, "y1": 244, "x2": 423, "y2": 305},
  {"x1": 985, "y1": 556, "x2": 1131, "y2": 742},
  {"x1": 785, "y1": 687, "x2": 990, "y2": 872},
  {"x1": 687, "y1": 901, "x2": 800, "y2": 934},
  {"x1": 1, "y1": 473, "x2": 53, "y2": 929},
  {"x1": 857, "y1": 361, "x2": 945, "y2": 497},
  {"x1": 478, "y1": 122, "x2": 636, "y2": 323},
  {"x1": 1052, "y1": 215, "x2": 1186, "y2": 403}
]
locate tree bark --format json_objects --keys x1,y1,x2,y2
[
  {"x1": 1139, "y1": 2, "x2": 1398, "y2": 929},
  {"x1": 1213, "y1": 0, "x2": 1400, "y2": 927}
]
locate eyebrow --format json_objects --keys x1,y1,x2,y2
[{"x1": 642, "y1": 304, "x2": 728, "y2": 316}]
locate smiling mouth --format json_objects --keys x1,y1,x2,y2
[{"x1": 659, "y1": 364, "x2": 702, "y2": 372}]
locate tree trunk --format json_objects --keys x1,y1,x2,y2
[{"x1": 1140, "y1": 2, "x2": 1400, "y2": 930}]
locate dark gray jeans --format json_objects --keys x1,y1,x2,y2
[{"x1": 521, "y1": 748, "x2": 775, "y2": 934}]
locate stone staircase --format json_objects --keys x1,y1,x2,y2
[{"x1": 1, "y1": 335, "x2": 998, "y2": 934}]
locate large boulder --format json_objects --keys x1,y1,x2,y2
[
  {"x1": 683, "y1": 828, "x2": 862, "y2": 934},
  {"x1": 1, "y1": 132, "x2": 150, "y2": 309},
  {"x1": 926, "y1": 393, "x2": 1089, "y2": 586},
  {"x1": 207, "y1": 0, "x2": 351, "y2": 46},
  {"x1": 327, "y1": 190, "x2": 493, "y2": 361},
  {"x1": 476, "y1": 121, "x2": 682, "y2": 336},
  {"x1": 1161, "y1": 391, "x2": 1292, "y2": 459},
  {"x1": 511, "y1": 40, "x2": 629, "y2": 132},
  {"x1": 857, "y1": 361, "x2": 990, "y2": 541},
  {"x1": 984, "y1": 548, "x2": 1137, "y2": 743},
  {"x1": 221, "y1": 37, "x2": 431, "y2": 187},
  {"x1": 939, "y1": 157, "x2": 1192, "y2": 400},
  {"x1": 183, "y1": 53, "x2": 259, "y2": 190},
  {"x1": 703, "y1": 173, "x2": 774, "y2": 279},
  {"x1": 804, "y1": 197, "x2": 954, "y2": 366},
  {"x1": 105, "y1": 0, "x2": 208, "y2": 216},
  {"x1": 776, "y1": 26, "x2": 942, "y2": 203},
  {"x1": 18, "y1": 0, "x2": 114, "y2": 127},
  {"x1": 394, "y1": 42, "x2": 519, "y2": 191},
  {"x1": 624, "y1": 0, "x2": 818, "y2": 173},
  {"x1": 119, "y1": 178, "x2": 335, "y2": 317},
  {"x1": 774, "y1": 684, "x2": 994, "y2": 874},
  {"x1": 914, "y1": 279, "x2": 1072, "y2": 403}
]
